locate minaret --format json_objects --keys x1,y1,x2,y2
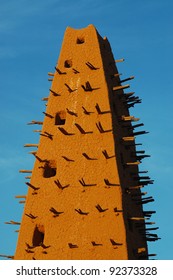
[{"x1": 14, "y1": 24, "x2": 157, "y2": 260}]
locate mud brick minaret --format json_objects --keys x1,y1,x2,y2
[{"x1": 13, "y1": 24, "x2": 158, "y2": 260}]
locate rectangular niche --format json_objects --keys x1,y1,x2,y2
[
  {"x1": 32, "y1": 225, "x2": 45, "y2": 247},
  {"x1": 55, "y1": 111, "x2": 66, "y2": 125},
  {"x1": 43, "y1": 160, "x2": 56, "y2": 178}
]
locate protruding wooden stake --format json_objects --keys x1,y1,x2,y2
[
  {"x1": 54, "y1": 179, "x2": 69, "y2": 190},
  {"x1": 24, "y1": 144, "x2": 39, "y2": 148},
  {"x1": 65, "y1": 83, "x2": 77, "y2": 93},
  {"x1": 5, "y1": 220, "x2": 21, "y2": 225},
  {"x1": 95, "y1": 204, "x2": 108, "y2": 213},
  {"x1": 120, "y1": 76, "x2": 135, "y2": 83},
  {"x1": 113, "y1": 84, "x2": 130, "y2": 91},
  {"x1": 79, "y1": 178, "x2": 97, "y2": 187},
  {"x1": 82, "y1": 153, "x2": 97, "y2": 160},
  {"x1": 15, "y1": 195, "x2": 26, "y2": 199},
  {"x1": 49, "y1": 207, "x2": 64, "y2": 217},
  {"x1": 27, "y1": 121, "x2": 43, "y2": 125},
  {"x1": 81, "y1": 81, "x2": 99, "y2": 91},
  {"x1": 49, "y1": 88, "x2": 61, "y2": 96},
  {"x1": 25, "y1": 213, "x2": 37, "y2": 219},
  {"x1": 121, "y1": 115, "x2": 140, "y2": 122},
  {"x1": 75, "y1": 123, "x2": 93, "y2": 134},
  {"x1": 122, "y1": 136, "x2": 135, "y2": 142},
  {"x1": 55, "y1": 67, "x2": 66, "y2": 75},
  {"x1": 115, "y1": 58, "x2": 125, "y2": 63},
  {"x1": 58, "y1": 127, "x2": 74, "y2": 136},
  {"x1": 66, "y1": 108, "x2": 78, "y2": 117},
  {"x1": 48, "y1": 72, "x2": 54, "y2": 76},
  {"x1": 42, "y1": 112, "x2": 54, "y2": 118},
  {"x1": 75, "y1": 209, "x2": 89, "y2": 215},
  {"x1": 68, "y1": 243, "x2": 78, "y2": 249},
  {"x1": 96, "y1": 122, "x2": 112, "y2": 133},
  {"x1": 86, "y1": 62, "x2": 99, "y2": 70},
  {"x1": 19, "y1": 170, "x2": 32, "y2": 173},
  {"x1": 25, "y1": 182, "x2": 39, "y2": 191},
  {"x1": 0, "y1": 254, "x2": 14, "y2": 259}
]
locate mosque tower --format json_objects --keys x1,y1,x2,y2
[{"x1": 13, "y1": 25, "x2": 158, "y2": 260}]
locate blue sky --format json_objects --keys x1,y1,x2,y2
[{"x1": 0, "y1": 0, "x2": 173, "y2": 260}]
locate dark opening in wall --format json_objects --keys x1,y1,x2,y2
[
  {"x1": 32, "y1": 225, "x2": 45, "y2": 247},
  {"x1": 64, "y1": 60, "x2": 72, "y2": 68},
  {"x1": 76, "y1": 37, "x2": 85, "y2": 44},
  {"x1": 43, "y1": 160, "x2": 56, "y2": 178},
  {"x1": 55, "y1": 111, "x2": 66, "y2": 125}
]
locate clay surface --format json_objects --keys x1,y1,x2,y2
[{"x1": 14, "y1": 25, "x2": 148, "y2": 260}]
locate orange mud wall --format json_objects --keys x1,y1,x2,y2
[{"x1": 14, "y1": 25, "x2": 150, "y2": 260}]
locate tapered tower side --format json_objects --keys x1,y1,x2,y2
[{"x1": 13, "y1": 25, "x2": 157, "y2": 260}]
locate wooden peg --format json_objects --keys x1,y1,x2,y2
[
  {"x1": 132, "y1": 131, "x2": 149, "y2": 136},
  {"x1": 125, "y1": 161, "x2": 140, "y2": 166},
  {"x1": 132, "y1": 123, "x2": 144, "y2": 129},
  {"x1": 114, "y1": 207, "x2": 123, "y2": 213},
  {"x1": 82, "y1": 106, "x2": 94, "y2": 115},
  {"x1": 110, "y1": 239, "x2": 123, "y2": 246},
  {"x1": 55, "y1": 67, "x2": 66, "y2": 74},
  {"x1": 95, "y1": 204, "x2": 108, "y2": 213},
  {"x1": 95, "y1": 103, "x2": 111, "y2": 114},
  {"x1": 120, "y1": 76, "x2": 134, "y2": 83},
  {"x1": 121, "y1": 115, "x2": 140, "y2": 122},
  {"x1": 65, "y1": 83, "x2": 77, "y2": 93},
  {"x1": 81, "y1": 81, "x2": 99, "y2": 91},
  {"x1": 72, "y1": 68, "x2": 80, "y2": 74},
  {"x1": 123, "y1": 92, "x2": 135, "y2": 98},
  {"x1": 113, "y1": 84, "x2": 130, "y2": 91},
  {"x1": 49, "y1": 88, "x2": 61, "y2": 96},
  {"x1": 42, "y1": 112, "x2": 54, "y2": 118},
  {"x1": 19, "y1": 170, "x2": 32, "y2": 173},
  {"x1": 62, "y1": 156, "x2": 74, "y2": 162},
  {"x1": 82, "y1": 153, "x2": 97, "y2": 160},
  {"x1": 96, "y1": 122, "x2": 112, "y2": 133},
  {"x1": 33, "y1": 130, "x2": 42, "y2": 133},
  {"x1": 115, "y1": 58, "x2": 125, "y2": 63},
  {"x1": 25, "y1": 182, "x2": 40, "y2": 191},
  {"x1": 54, "y1": 179, "x2": 69, "y2": 190},
  {"x1": 15, "y1": 195, "x2": 26, "y2": 199},
  {"x1": 102, "y1": 150, "x2": 115, "y2": 159},
  {"x1": 104, "y1": 179, "x2": 119, "y2": 186},
  {"x1": 85, "y1": 62, "x2": 99, "y2": 70},
  {"x1": 75, "y1": 123, "x2": 93, "y2": 134},
  {"x1": 5, "y1": 220, "x2": 21, "y2": 225},
  {"x1": 25, "y1": 213, "x2": 37, "y2": 219},
  {"x1": 40, "y1": 132, "x2": 53, "y2": 140},
  {"x1": 66, "y1": 108, "x2": 78, "y2": 117},
  {"x1": 0, "y1": 254, "x2": 14, "y2": 259},
  {"x1": 48, "y1": 72, "x2": 54, "y2": 76},
  {"x1": 114, "y1": 73, "x2": 122, "y2": 77},
  {"x1": 79, "y1": 178, "x2": 96, "y2": 187},
  {"x1": 68, "y1": 243, "x2": 78, "y2": 249},
  {"x1": 58, "y1": 127, "x2": 74, "y2": 136},
  {"x1": 91, "y1": 241, "x2": 102, "y2": 246},
  {"x1": 27, "y1": 120, "x2": 43, "y2": 125},
  {"x1": 49, "y1": 207, "x2": 64, "y2": 217},
  {"x1": 129, "y1": 217, "x2": 149, "y2": 221},
  {"x1": 24, "y1": 144, "x2": 39, "y2": 147},
  {"x1": 75, "y1": 209, "x2": 89, "y2": 215},
  {"x1": 122, "y1": 136, "x2": 135, "y2": 141}
]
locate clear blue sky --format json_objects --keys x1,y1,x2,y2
[{"x1": 0, "y1": 0, "x2": 172, "y2": 260}]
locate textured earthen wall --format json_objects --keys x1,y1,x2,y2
[{"x1": 14, "y1": 25, "x2": 150, "y2": 260}]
